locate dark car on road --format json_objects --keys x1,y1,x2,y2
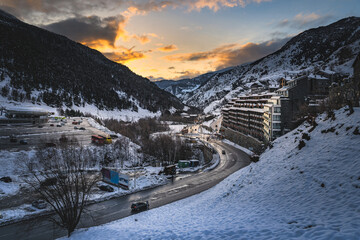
[
  {"x1": 131, "y1": 201, "x2": 149, "y2": 212},
  {"x1": 79, "y1": 127, "x2": 86, "y2": 130},
  {"x1": 19, "y1": 140, "x2": 28, "y2": 145},
  {"x1": 32, "y1": 200, "x2": 47, "y2": 209},
  {"x1": 99, "y1": 185, "x2": 114, "y2": 192}
]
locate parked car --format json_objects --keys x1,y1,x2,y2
[
  {"x1": 19, "y1": 140, "x2": 28, "y2": 145},
  {"x1": 38, "y1": 125, "x2": 43, "y2": 128},
  {"x1": 50, "y1": 124, "x2": 54, "y2": 127},
  {"x1": 99, "y1": 185, "x2": 114, "y2": 192},
  {"x1": 32, "y1": 200, "x2": 47, "y2": 209},
  {"x1": 79, "y1": 127, "x2": 86, "y2": 130},
  {"x1": 131, "y1": 201, "x2": 149, "y2": 212},
  {"x1": 74, "y1": 126, "x2": 78, "y2": 129},
  {"x1": 56, "y1": 124, "x2": 62, "y2": 127}
]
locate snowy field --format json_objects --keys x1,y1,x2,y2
[
  {"x1": 67, "y1": 107, "x2": 360, "y2": 240},
  {"x1": 0, "y1": 118, "x2": 169, "y2": 224}
]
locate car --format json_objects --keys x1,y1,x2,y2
[
  {"x1": 79, "y1": 127, "x2": 85, "y2": 130},
  {"x1": 32, "y1": 200, "x2": 47, "y2": 209},
  {"x1": 50, "y1": 124, "x2": 54, "y2": 127},
  {"x1": 38, "y1": 125, "x2": 43, "y2": 128},
  {"x1": 131, "y1": 201, "x2": 149, "y2": 212},
  {"x1": 56, "y1": 124, "x2": 62, "y2": 127},
  {"x1": 222, "y1": 150, "x2": 226, "y2": 154},
  {"x1": 74, "y1": 126, "x2": 78, "y2": 129},
  {"x1": 19, "y1": 140, "x2": 28, "y2": 145},
  {"x1": 99, "y1": 185, "x2": 114, "y2": 192}
]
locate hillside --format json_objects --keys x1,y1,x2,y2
[
  {"x1": 154, "y1": 67, "x2": 234, "y2": 100},
  {"x1": 173, "y1": 17, "x2": 360, "y2": 112},
  {"x1": 68, "y1": 107, "x2": 360, "y2": 239},
  {"x1": 0, "y1": 9, "x2": 183, "y2": 118}
]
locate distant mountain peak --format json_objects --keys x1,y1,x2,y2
[{"x1": 162, "y1": 16, "x2": 360, "y2": 112}]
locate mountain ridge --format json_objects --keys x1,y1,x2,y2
[
  {"x1": 0, "y1": 9, "x2": 184, "y2": 117},
  {"x1": 162, "y1": 17, "x2": 360, "y2": 112}
]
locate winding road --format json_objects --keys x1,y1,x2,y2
[{"x1": 0, "y1": 140, "x2": 251, "y2": 240}]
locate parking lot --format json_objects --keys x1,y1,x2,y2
[{"x1": 0, "y1": 117, "x2": 109, "y2": 151}]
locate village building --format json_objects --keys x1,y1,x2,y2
[{"x1": 1, "y1": 107, "x2": 49, "y2": 124}]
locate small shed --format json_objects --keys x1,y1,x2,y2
[
  {"x1": 178, "y1": 160, "x2": 190, "y2": 168},
  {"x1": 189, "y1": 160, "x2": 199, "y2": 167}
]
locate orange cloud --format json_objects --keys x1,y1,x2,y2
[
  {"x1": 157, "y1": 44, "x2": 178, "y2": 52},
  {"x1": 81, "y1": 39, "x2": 146, "y2": 63},
  {"x1": 165, "y1": 39, "x2": 288, "y2": 70},
  {"x1": 104, "y1": 50, "x2": 146, "y2": 63},
  {"x1": 278, "y1": 12, "x2": 333, "y2": 29}
]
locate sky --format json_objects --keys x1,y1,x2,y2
[{"x1": 1, "y1": 0, "x2": 360, "y2": 81}]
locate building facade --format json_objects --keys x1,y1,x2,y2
[
  {"x1": 222, "y1": 93, "x2": 278, "y2": 142},
  {"x1": 263, "y1": 96, "x2": 282, "y2": 142}
]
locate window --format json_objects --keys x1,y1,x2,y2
[
  {"x1": 273, "y1": 115, "x2": 281, "y2": 121},
  {"x1": 274, "y1": 107, "x2": 281, "y2": 113},
  {"x1": 273, "y1": 123, "x2": 281, "y2": 129}
]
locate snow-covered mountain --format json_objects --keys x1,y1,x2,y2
[
  {"x1": 174, "y1": 17, "x2": 360, "y2": 112},
  {"x1": 68, "y1": 107, "x2": 360, "y2": 239},
  {"x1": 0, "y1": 9, "x2": 184, "y2": 119},
  {"x1": 154, "y1": 67, "x2": 234, "y2": 100}
]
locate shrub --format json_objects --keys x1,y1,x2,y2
[
  {"x1": 298, "y1": 140, "x2": 306, "y2": 150},
  {"x1": 302, "y1": 133, "x2": 311, "y2": 141}
]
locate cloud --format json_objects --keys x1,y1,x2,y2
[
  {"x1": 103, "y1": 47, "x2": 146, "y2": 63},
  {"x1": 0, "y1": 0, "x2": 126, "y2": 24},
  {"x1": 174, "y1": 70, "x2": 203, "y2": 79},
  {"x1": 185, "y1": 0, "x2": 271, "y2": 12},
  {"x1": 157, "y1": 44, "x2": 178, "y2": 52},
  {"x1": 278, "y1": 12, "x2": 333, "y2": 29},
  {"x1": 1, "y1": 0, "x2": 272, "y2": 23},
  {"x1": 42, "y1": 15, "x2": 124, "y2": 45},
  {"x1": 147, "y1": 76, "x2": 167, "y2": 81},
  {"x1": 165, "y1": 38, "x2": 289, "y2": 70}
]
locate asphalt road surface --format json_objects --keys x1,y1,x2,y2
[{"x1": 0, "y1": 140, "x2": 251, "y2": 240}]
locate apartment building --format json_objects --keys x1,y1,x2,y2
[
  {"x1": 263, "y1": 95, "x2": 282, "y2": 142},
  {"x1": 222, "y1": 93, "x2": 278, "y2": 141}
]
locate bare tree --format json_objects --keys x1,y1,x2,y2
[{"x1": 23, "y1": 146, "x2": 100, "y2": 237}]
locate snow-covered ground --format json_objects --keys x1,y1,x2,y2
[
  {"x1": 0, "y1": 97, "x2": 160, "y2": 122},
  {"x1": 0, "y1": 118, "x2": 167, "y2": 224},
  {"x1": 0, "y1": 166, "x2": 168, "y2": 225},
  {"x1": 67, "y1": 107, "x2": 360, "y2": 240}
]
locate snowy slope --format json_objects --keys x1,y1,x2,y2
[
  {"x1": 67, "y1": 107, "x2": 360, "y2": 240},
  {"x1": 155, "y1": 67, "x2": 234, "y2": 100},
  {"x1": 181, "y1": 17, "x2": 360, "y2": 111}
]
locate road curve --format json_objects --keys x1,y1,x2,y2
[{"x1": 0, "y1": 140, "x2": 251, "y2": 240}]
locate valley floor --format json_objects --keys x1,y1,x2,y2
[{"x1": 67, "y1": 107, "x2": 360, "y2": 240}]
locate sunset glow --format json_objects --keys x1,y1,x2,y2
[{"x1": 1, "y1": 0, "x2": 359, "y2": 80}]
